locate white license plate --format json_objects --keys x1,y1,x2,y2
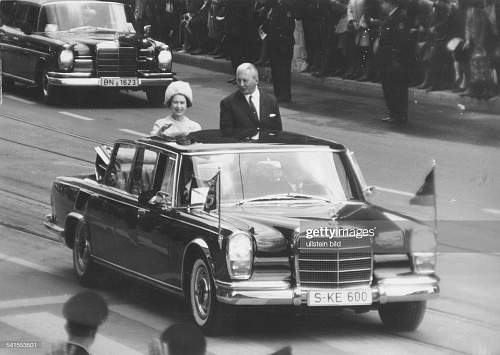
[
  {"x1": 307, "y1": 288, "x2": 372, "y2": 306},
  {"x1": 99, "y1": 77, "x2": 138, "y2": 87}
]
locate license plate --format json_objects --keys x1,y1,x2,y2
[
  {"x1": 307, "y1": 288, "x2": 372, "y2": 306},
  {"x1": 99, "y1": 77, "x2": 138, "y2": 87}
]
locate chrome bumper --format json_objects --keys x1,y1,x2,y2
[
  {"x1": 47, "y1": 72, "x2": 174, "y2": 87},
  {"x1": 216, "y1": 275, "x2": 439, "y2": 306},
  {"x1": 44, "y1": 214, "x2": 64, "y2": 238}
]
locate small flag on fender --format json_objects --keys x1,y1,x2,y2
[
  {"x1": 409, "y1": 166, "x2": 435, "y2": 206},
  {"x1": 204, "y1": 170, "x2": 220, "y2": 212}
]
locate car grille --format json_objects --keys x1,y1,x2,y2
[
  {"x1": 96, "y1": 46, "x2": 137, "y2": 77},
  {"x1": 296, "y1": 235, "x2": 372, "y2": 289}
]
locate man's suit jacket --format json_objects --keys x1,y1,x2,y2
[{"x1": 220, "y1": 90, "x2": 282, "y2": 130}]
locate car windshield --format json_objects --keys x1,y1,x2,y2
[
  {"x1": 181, "y1": 150, "x2": 359, "y2": 206},
  {"x1": 41, "y1": 1, "x2": 132, "y2": 32}
]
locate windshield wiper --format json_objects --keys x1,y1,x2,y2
[{"x1": 236, "y1": 193, "x2": 330, "y2": 205}]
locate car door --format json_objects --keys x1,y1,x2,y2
[
  {"x1": 0, "y1": 0, "x2": 18, "y2": 78},
  {"x1": 129, "y1": 150, "x2": 180, "y2": 285},
  {"x1": 19, "y1": 2, "x2": 43, "y2": 82},
  {"x1": 86, "y1": 142, "x2": 137, "y2": 265},
  {"x1": 7, "y1": 1, "x2": 35, "y2": 82}
]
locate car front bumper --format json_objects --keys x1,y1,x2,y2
[
  {"x1": 47, "y1": 72, "x2": 174, "y2": 88},
  {"x1": 216, "y1": 275, "x2": 439, "y2": 306}
]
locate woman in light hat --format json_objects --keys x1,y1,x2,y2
[{"x1": 151, "y1": 81, "x2": 201, "y2": 137}]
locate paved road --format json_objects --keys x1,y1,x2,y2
[{"x1": 0, "y1": 62, "x2": 499, "y2": 355}]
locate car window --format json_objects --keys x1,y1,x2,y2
[
  {"x1": 13, "y1": 2, "x2": 38, "y2": 31},
  {"x1": 130, "y1": 148, "x2": 159, "y2": 196},
  {"x1": 0, "y1": 0, "x2": 15, "y2": 27},
  {"x1": 105, "y1": 144, "x2": 136, "y2": 191},
  {"x1": 159, "y1": 154, "x2": 177, "y2": 204}
]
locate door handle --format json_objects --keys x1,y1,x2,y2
[
  {"x1": 137, "y1": 208, "x2": 148, "y2": 219},
  {"x1": 12, "y1": 36, "x2": 19, "y2": 41}
]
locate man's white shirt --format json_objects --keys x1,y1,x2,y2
[{"x1": 244, "y1": 87, "x2": 260, "y2": 120}]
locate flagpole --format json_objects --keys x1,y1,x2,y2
[
  {"x1": 217, "y1": 168, "x2": 221, "y2": 244},
  {"x1": 432, "y1": 160, "x2": 437, "y2": 234}
]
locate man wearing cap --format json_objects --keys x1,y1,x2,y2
[
  {"x1": 220, "y1": 63, "x2": 282, "y2": 131},
  {"x1": 46, "y1": 291, "x2": 108, "y2": 355},
  {"x1": 148, "y1": 323, "x2": 206, "y2": 355}
]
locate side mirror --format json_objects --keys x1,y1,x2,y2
[
  {"x1": 143, "y1": 24, "x2": 151, "y2": 37},
  {"x1": 362, "y1": 185, "x2": 376, "y2": 198}
]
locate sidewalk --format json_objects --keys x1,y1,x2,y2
[{"x1": 173, "y1": 51, "x2": 500, "y2": 115}]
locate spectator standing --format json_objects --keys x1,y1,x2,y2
[
  {"x1": 345, "y1": 0, "x2": 365, "y2": 79},
  {"x1": 45, "y1": 291, "x2": 108, "y2": 355},
  {"x1": 267, "y1": 0, "x2": 296, "y2": 102},
  {"x1": 379, "y1": 0, "x2": 411, "y2": 123},
  {"x1": 224, "y1": 0, "x2": 253, "y2": 71},
  {"x1": 332, "y1": 0, "x2": 349, "y2": 76},
  {"x1": 302, "y1": 0, "x2": 322, "y2": 72}
]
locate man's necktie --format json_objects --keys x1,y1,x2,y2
[{"x1": 249, "y1": 95, "x2": 258, "y2": 122}]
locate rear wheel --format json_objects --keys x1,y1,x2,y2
[
  {"x1": 145, "y1": 87, "x2": 166, "y2": 107},
  {"x1": 39, "y1": 68, "x2": 59, "y2": 105},
  {"x1": 73, "y1": 220, "x2": 98, "y2": 286},
  {"x1": 189, "y1": 257, "x2": 228, "y2": 335},
  {"x1": 378, "y1": 301, "x2": 427, "y2": 331}
]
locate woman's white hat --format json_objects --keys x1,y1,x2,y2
[{"x1": 164, "y1": 81, "x2": 193, "y2": 106}]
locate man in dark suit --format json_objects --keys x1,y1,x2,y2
[
  {"x1": 378, "y1": 0, "x2": 411, "y2": 123},
  {"x1": 220, "y1": 63, "x2": 283, "y2": 131}
]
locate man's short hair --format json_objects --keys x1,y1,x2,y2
[
  {"x1": 160, "y1": 324, "x2": 206, "y2": 355},
  {"x1": 236, "y1": 63, "x2": 259, "y2": 81},
  {"x1": 66, "y1": 321, "x2": 97, "y2": 338}
]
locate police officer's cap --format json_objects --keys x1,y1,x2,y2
[{"x1": 63, "y1": 291, "x2": 108, "y2": 327}]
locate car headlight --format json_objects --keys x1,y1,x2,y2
[
  {"x1": 409, "y1": 227, "x2": 437, "y2": 274},
  {"x1": 58, "y1": 49, "x2": 74, "y2": 70},
  {"x1": 157, "y1": 48, "x2": 172, "y2": 71},
  {"x1": 226, "y1": 232, "x2": 253, "y2": 280}
]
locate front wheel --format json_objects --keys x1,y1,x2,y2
[
  {"x1": 378, "y1": 301, "x2": 427, "y2": 331},
  {"x1": 145, "y1": 87, "x2": 166, "y2": 107},
  {"x1": 189, "y1": 257, "x2": 228, "y2": 334},
  {"x1": 73, "y1": 220, "x2": 98, "y2": 286}
]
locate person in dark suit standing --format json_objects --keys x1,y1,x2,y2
[
  {"x1": 378, "y1": 0, "x2": 411, "y2": 123},
  {"x1": 220, "y1": 63, "x2": 282, "y2": 131},
  {"x1": 267, "y1": 0, "x2": 296, "y2": 102}
]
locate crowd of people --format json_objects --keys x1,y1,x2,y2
[{"x1": 133, "y1": 0, "x2": 500, "y2": 101}]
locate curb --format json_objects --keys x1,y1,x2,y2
[{"x1": 173, "y1": 52, "x2": 500, "y2": 115}]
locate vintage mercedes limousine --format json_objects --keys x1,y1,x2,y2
[
  {"x1": 0, "y1": 0, "x2": 173, "y2": 105},
  {"x1": 45, "y1": 130, "x2": 439, "y2": 333}
]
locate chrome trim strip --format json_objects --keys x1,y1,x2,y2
[
  {"x1": 301, "y1": 279, "x2": 371, "y2": 284},
  {"x1": 185, "y1": 148, "x2": 343, "y2": 156},
  {"x1": 93, "y1": 256, "x2": 183, "y2": 292},
  {"x1": 0, "y1": 43, "x2": 47, "y2": 56},
  {"x1": 47, "y1": 77, "x2": 173, "y2": 87},
  {"x1": 48, "y1": 71, "x2": 92, "y2": 78},
  {"x1": 2, "y1": 73, "x2": 36, "y2": 85}
]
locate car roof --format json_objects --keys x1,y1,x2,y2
[
  {"x1": 3, "y1": 0, "x2": 121, "y2": 6},
  {"x1": 128, "y1": 130, "x2": 346, "y2": 154}
]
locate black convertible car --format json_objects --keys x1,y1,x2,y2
[
  {"x1": 0, "y1": 0, "x2": 173, "y2": 105},
  {"x1": 45, "y1": 130, "x2": 439, "y2": 333}
]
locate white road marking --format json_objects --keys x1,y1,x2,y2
[
  {"x1": 119, "y1": 129, "x2": 147, "y2": 136},
  {"x1": 0, "y1": 295, "x2": 71, "y2": 311},
  {"x1": 375, "y1": 186, "x2": 414, "y2": 197},
  {"x1": 58, "y1": 111, "x2": 94, "y2": 121},
  {"x1": 0, "y1": 312, "x2": 143, "y2": 355},
  {"x1": 4, "y1": 94, "x2": 36, "y2": 105},
  {"x1": 481, "y1": 208, "x2": 500, "y2": 216},
  {"x1": 0, "y1": 252, "x2": 62, "y2": 277}
]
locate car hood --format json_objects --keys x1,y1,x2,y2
[
  {"x1": 43, "y1": 31, "x2": 141, "y2": 48},
  {"x1": 218, "y1": 202, "x2": 418, "y2": 254}
]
